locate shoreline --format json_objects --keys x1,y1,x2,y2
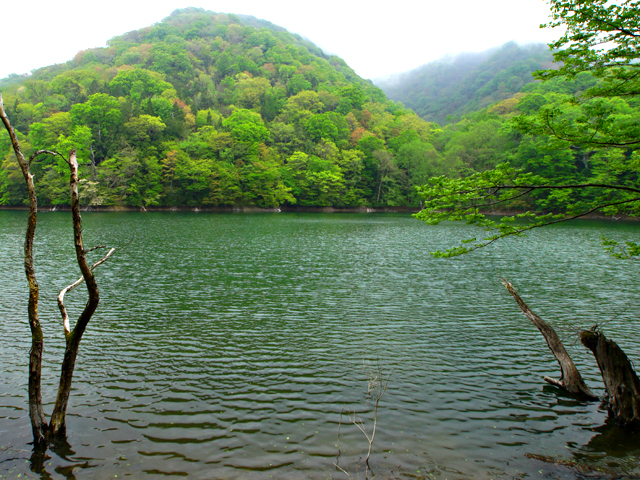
[
  {"x1": 0, "y1": 205, "x2": 421, "y2": 214},
  {"x1": 0, "y1": 204, "x2": 636, "y2": 220}
]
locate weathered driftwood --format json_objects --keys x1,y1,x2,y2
[
  {"x1": 502, "y1": 280, "x2": 598, "y2": 400},
  {"x1": 581, "y1": 330, "x2": 640, "y2": 426}
]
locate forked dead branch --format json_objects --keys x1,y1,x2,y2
[{"x1": 0, "y1": 92, "x2": 117, "y2": 443}]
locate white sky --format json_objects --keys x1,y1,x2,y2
[{"x1": 0, "y1": 0, "x2": 560, "y2": 81}]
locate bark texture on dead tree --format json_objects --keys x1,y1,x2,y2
[
  {"x1": 581, "y1": 330, "x2": 640, "y2": 426},
  {"x1": 0, "y1": 93, "x2": 48, "y2": 443},
  {"x1": 502, "y1": 280, "x2": 598, "y2": 400},
  {"x1": 50, "y1": 152, "x2": 115, "y2": 436},
  {"x1": 1, "y1": 94, "x2": 115, "y2": 443}
]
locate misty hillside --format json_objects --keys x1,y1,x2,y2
[
  {"x1": 375, "y1": 42, "x2": 555, "y2": 125},
  {"x1": 0, "y1": 7, "x2": 442, "y2": 209}
]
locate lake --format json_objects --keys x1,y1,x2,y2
[{"x1": 1, "y1": 211, "x2": 640, "y2": 479}]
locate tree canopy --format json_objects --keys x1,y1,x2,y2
[
  {"x1": 2, "y1": 6, "x2": 639, "y2": 214},
  {"x1": 0, "y1": 8, "x2": 442, "y2": 209},
  {"x1": 414, "y1": 0, "x2": 640, "y2": 257}
]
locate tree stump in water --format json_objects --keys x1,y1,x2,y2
[
  {"x1": 581, "y1": 330, "x2": 640, "y2": 427},
  {"x1": 502, "y1": 280, "x2": 598, "y2": 400}
]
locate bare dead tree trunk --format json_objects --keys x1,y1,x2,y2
[
  {"x1": 49, "y1": 151, "x2": 114, "y2": 437},
  {"x1": 580, "y1": 330, "x2": 640, "y2": 426},
  {"x1": 502, "y1": 280, "x2": 598, "y2": 400},
  {"x1": 1, "y1": 94, "x2": 116, "y2": 443},
  {"x1": 0, "y1": 93, "x2": 48, "y2": 443}
]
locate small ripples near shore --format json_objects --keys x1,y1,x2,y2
[{"x1": 2, "y1": 212, "x2": 640, "y2": 479}]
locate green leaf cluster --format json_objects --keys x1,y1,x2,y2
[{"x1": 412, "y1": 0, "x2": 640, "y2": 258}]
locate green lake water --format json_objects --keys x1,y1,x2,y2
[{"x1": 1, "y1": 211, "x2": 640, "y2": 479}]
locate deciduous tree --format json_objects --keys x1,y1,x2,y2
[{"x1": 415, "y1": 0, "x2": 640, "y2": 257}]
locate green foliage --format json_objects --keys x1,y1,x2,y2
[
  {"x1": 285, "y1": 151, "x2": 346, "y2": 206},
  {"x1": 541, "y1": 0, "x2": 639, "y2": 83},
  {"x1": 70, "y1": 93, "x2": 122, "y2": 162},
  {"x1": 414, "y1": 0, "x2": 640, "y2": 258},
  {"x1": 515, "y1": 1, "x2": 640, "y2": 150},
  {"x1": 125, "y1": 115, "x2": 166, "y2": 144},
  {"x1": 109, "y1": 68, "x2": 173, "y2": 102},
  {"x1": 602, "y1": 236, "x2": 640, "y2": 260},
  {"x1": 222, "y1": 109, "x2": 269, "y2": 144},
  {"x1": 0, "y1": 9, "x2": 441, "y2": 208},
  {"x1": 305, "y1": 112, "x2": 349, "y2": 143},
  {"x1": 512, "y1": 89, "x2": 640, "y2": 149}
]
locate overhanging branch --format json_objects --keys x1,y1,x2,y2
[
  {"x1": 438, "y1": 197, "x2": 640, "y2": 256},
  {"x1": 543, "y1": 110, "x2": 640, "y2": 147},
  {"x1": 493, "y1": 183, "x2": 640, "y2": 195}
]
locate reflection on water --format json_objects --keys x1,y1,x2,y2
[{"x1": 1, "y1": 211, "x2": 640, "y2": 479}]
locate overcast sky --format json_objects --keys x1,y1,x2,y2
[{"x1": 0, "y1": 0, "x2": 561, "y2": 81}]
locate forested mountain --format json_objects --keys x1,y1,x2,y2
[
  {"x1": 0, "y1": 8, "x2": 439, "y2": 208},
  {"x1": 2, "y1": 9, "x2": 638, "y2": 214},
  {"x1": 376, "y1": 42, "x2": 555, "y2": 125}
]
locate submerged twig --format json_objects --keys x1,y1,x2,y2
[{"x1": 334, "y1": 361, "x2": 392, "y2": 480}]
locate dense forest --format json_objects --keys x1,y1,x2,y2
[
  {"x1": 376, "y1": 40, "x2": 640, "y2": 216},
  {"x1": 1, "y1": 8, "x2": 639, "y2": 213},
  {"x1": 0, "y1": 8, "x2": 439, "y2": 209}
]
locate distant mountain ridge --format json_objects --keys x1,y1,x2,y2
[{"x1": 375, "y1": 42, "x2": 555, "y2": 125}]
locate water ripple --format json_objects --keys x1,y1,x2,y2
[{"x1": 1, "y1": 212, "x2": 640, "y2": 479}]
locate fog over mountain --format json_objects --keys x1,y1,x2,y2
[{"x1": 374, "y1": 42, "x2": 555, "y2": 125}]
